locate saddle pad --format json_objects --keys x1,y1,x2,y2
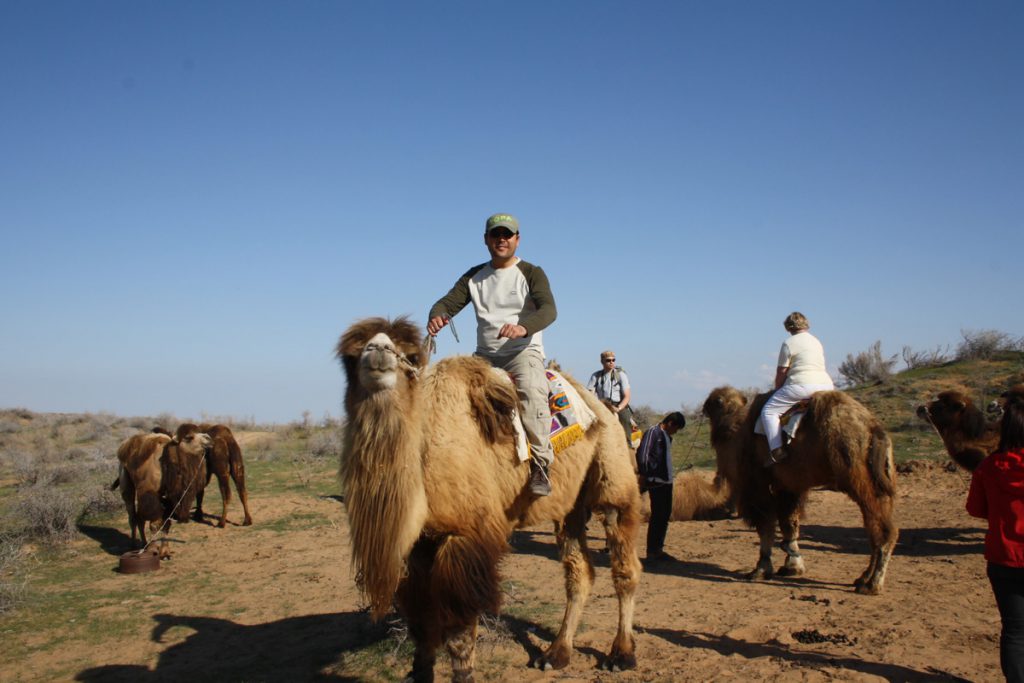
[
  {"x1": 496, "y1": 368, "x2": 598, "y2": 461},
  {"x1": 546, "y1": 369, "x2": 597, "y2": 455}
]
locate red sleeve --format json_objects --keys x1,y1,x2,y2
[{"x1": 965, "y1": 469, "x2": 988, "y2": 519}]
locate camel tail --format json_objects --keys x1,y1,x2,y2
[{"x1": 869, "y1": 425, "x2": 896, "y2": 498}]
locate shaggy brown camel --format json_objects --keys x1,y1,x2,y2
[
  {"x1": 191, "y1": 423, "x2": 253, "y2": 527},
  {"x1": 112, "y1": 426, "x2": 211, "y2": 558},
  {"x1": 917, "y1": 389, "x2": 1012, "y2": 471},
  {"x1": 336, "y1": 317, "x2": 642, "y2": 682},
  {"x1": 702, "y1": 386, "x2": 898, "y2": 594}
]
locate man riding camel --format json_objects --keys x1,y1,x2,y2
[{"x1": 427, "y1": 213, "x2": 557, "y2": 496}]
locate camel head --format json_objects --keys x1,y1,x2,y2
[
  {"x1": 702, "y1": 386, "x2": 749, "y2": 425},
  {"x1": 163, "y1": 423, "x2": 212, "y2": 521},
  {"x1": 336, "y1": 317, "x2": 426, "y2": 407},
  {"x1": 917, "y1": 391, "x2": 987, "y2": 439}
]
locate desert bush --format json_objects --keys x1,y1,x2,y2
[
  {"x1": 838, "y1": 341, "x2": 898, "y2": 387},
  {"x1": 956, "y1": 329, "x2": 1023, "y2": 361},
  {"x1": 630, "y1": 404, "x2": 659, "y2": 430},
  {"x1": 308, "y1": 430, "x2": 342, "y2": 459},
  {"x1": 0, "y1": 535, "x2": 26, "y2": 614},
  {"x1": 902, "y1": 345, "x2": 951, "y2": 370},
  {"x1": 12, "y1": 484, "x2": 81, "y2": 544},
  {"x1": 79, "y1": 487, "x2": 125, "y2": 518}
]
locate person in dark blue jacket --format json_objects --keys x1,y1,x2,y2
[{"x1": 636, "y1": 411, "x2": 686, "y2": 563}]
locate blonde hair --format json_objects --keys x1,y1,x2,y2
[
  {"x1": 784, "y1": 312, "x2": 809, "y2": 332},
  {"x1": 600, "y1": 350, "x2": 615, "y2": 361}
]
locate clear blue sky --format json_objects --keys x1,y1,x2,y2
[{"x1": 2, "y1": 1, "x2": 1021, "y2": 424}]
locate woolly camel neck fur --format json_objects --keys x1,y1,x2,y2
[
  {"x1": 336, "y1": 317, "x2": 642, "y2": 682},
  {"x1": 702, "y1": 386, "x2": 898, "y2": 595}
]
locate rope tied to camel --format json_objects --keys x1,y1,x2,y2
[
  {"x1": 136, "y1": 453, "x2": 208, "y2": 556},
  {"x1": 423, "y1": 315, "x2": 459, "y2": 361},
  {"x1": 365, "y1": 340, "x2": 421, "y2": 379}
]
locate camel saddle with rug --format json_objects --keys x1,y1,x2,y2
[
  {"x1": 495, "y1": 368, "x2": 598, "y2": 462},
  {"x1": 754, "y1": 399, "x2": 811, "y2": 445}
]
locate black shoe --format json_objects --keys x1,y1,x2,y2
[
  {"x1": 763, "y1": 447, "x2": 788, "y2": 467},
  {"x1": 645, "y1": 551, "x2": 676, "y2": 564},
  {"x1": 529, "y1": 465, "x2": 551, "y2": 497}
]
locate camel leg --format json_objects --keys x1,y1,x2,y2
[
  {"x1": 855, "y1": 493, "x2": 898, "y2": 595},
  {"x1": 194, "y1": 472, "x2": 212, "y2": 522},
  {"x1": 215, "y1": 471, "x2": 232, "y2": 528},
  {"x1": 598, "y1": 505, "x2": 640, "y2": 671},
  {"x1": 775, "y1": 491, "x2": 806, "y2": 577},
  {"x1": 444, "y1": 619, "x2": 478, "y2": 683},
  {"x1": 535, "y1": 502, "x2": 594, "y2": 671},
  {"x1": 230, "y1": 458, "x2": 253, "y2": 526},
  {"x1": 398, "y1": 538, "x2": 444, "y2": 683},
  {"x1": 746, "y1": 515, "x2": 777, "y2": 581},
  {"x1": 119, "y1": 471, "x2": 140, "y2": 547}
]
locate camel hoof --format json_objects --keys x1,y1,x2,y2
[
  {"x1": 217, "y1": 519, "x2": 227, "y2": 529},
  {"x1": 854, "y1": 582, "x2": 880, "y2": 596},
  {"x1": 602, "y1": 651, "x2": 637, "y2": 671},
  {"x1": 745, "y1": 568, "x2": 773, "y2": 581},
  {"x1": 776, "y1": 566, "x2": 805, "y2": 577},
  {"x1": 242, "y1": 517, "x2": 253, "y2": 526},
  {"x1": 534, "y1": 646, "x2": 570, "y2": 671}
]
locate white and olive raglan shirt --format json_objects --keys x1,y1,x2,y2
[{"x1": 428, "y1": 258, "x2": 557, "y2": 360}]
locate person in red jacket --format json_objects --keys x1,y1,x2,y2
[{"x1": 966, "y1": 388, "x2": 1024, "y2": 682}]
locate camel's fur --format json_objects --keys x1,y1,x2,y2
[
  {"x1": 112, "y1": 427, "x2": 211, "y2": 558},
  {"x1": 702, "y1": 386, "x2": 898, "y2": 595},
  {"x1": 917, "y1": 390, "x2": 1001, "y2": 471},
  {"x1": 670, "y1": 470, "x2": 732, "y2": 522},
  {"x1": 336, "y1": 317, "x2": 642, "y2": 681},
  {"x1": 191, "y1": 423, "x2": 253, "y2": 528}
]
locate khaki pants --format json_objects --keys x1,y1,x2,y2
[
  {"x1": 486, "y1": 348, "x2": 553, "y2": 469},
  {"x1": 617, "y1": 405, "x2": 634, "y2": 449}
]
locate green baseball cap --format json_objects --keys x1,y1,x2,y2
[{"x1": 485, "y1": 213, "x2": 519, "y2": 234}]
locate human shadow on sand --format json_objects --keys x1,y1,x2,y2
[
  {"x1": 643, "y1": 626, "x2": 970, "y2": 682},
  {"x1": 74, "y1": 611, "x2": 388, "y2": 682},
  {"x1": 799, "y1": 523, "x2": 984, "y2": 558}
]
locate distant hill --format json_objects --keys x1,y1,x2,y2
[
  {"x1": 668, "y1": 351, "x2": 1024, "y2": 471},
  {"x1": 846, "y1": 351, "x2": 1024, "y2": 463}
]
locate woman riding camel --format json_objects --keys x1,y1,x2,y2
[{"x1": 759, "y1": 311, "x2": 834, "y2": 466}]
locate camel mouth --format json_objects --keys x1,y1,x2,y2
[
  {"x1": 359, "y1": 365, "x2": 398, "y2": 392},
  {"x1": 915, "y1": 405, "x2": 930, "y2": 420}
]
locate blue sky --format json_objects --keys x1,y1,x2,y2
[{"x1": 1, "y1": 1, "x2": 1021, "y2": 423}]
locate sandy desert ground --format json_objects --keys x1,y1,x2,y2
[{"x1": 1, "y1": 461, "x2": 999, "y2": 682}]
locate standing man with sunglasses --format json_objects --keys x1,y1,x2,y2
[
  {"x1": 427, "y1": 213, "x2": 558, "y2": 497},
  {"x1": 587, "y1": 351, "x2": 634, "y2": 450}
]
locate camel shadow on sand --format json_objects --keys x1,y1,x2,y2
[
  {"x1": 74, "y1": 611, "x2": 387, "y2": 682},
  {"x1": 799, "y1": 523, "x2": 984, "y2": 558},
  {"x1": 643, "y1": 626, "x2": 971, "y2": 682},
  {"x1": 77, "y1": 524, "x2": 135, "y2": 557}
]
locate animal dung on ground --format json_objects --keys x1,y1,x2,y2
[{"x1": 118, "y1": 549, "x2": 160, "y2": 574}]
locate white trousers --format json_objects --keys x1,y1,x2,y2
[{"x1": 759, "y1": 382, "x2": 834, "y2": 451}]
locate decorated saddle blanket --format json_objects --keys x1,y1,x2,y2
[
  {"x1": 754, "y1": 398, "x2": 811, "y2": 443},
  {"x1": 496, "y1": 368, "x2": 598, "y2": 461}
]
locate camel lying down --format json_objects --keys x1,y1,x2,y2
[
  {"x1": 336, "y1": 317, "x2": 642, "y2": 682},
  {"x1": 702, "y1": 386, "x2": 898, "y2": 595}
]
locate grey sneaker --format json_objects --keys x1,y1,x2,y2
[{"x1": 529, "y1": 465, "x2": 551, "y2": 497}]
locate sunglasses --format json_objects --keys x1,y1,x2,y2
[
  {"x1": 602, "y1": 358, "x2": 615, "y2": 362},
  {"x1": 487, "y1": 228, "x2": 516, "y2": 239}
]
